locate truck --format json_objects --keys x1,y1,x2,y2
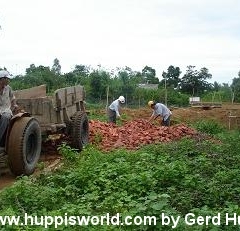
[{"x1": 0, "y1": 84, "x2": 89, "y2": 176}]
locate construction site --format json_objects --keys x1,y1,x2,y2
[{"x1": 0, "y1": 103, "x2": 240, "y2": 190}]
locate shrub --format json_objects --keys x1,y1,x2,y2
[{"x1": 193, "y1": 119, "x2": 224, "y2": 135}]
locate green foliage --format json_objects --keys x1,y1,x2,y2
[
  {"x1": 201, "y1": 91, "x2": 223, "y2": 102},
  {"x1": 1, "y1": 132, "x2": 240, "y2": 230},
  {"x1": 51, "y1": 58, "x2": 61, "y2": 75},
  {"x1": 89, "y1": 70, "x2": 110, "y2": 100},
  {"x1": 11, "y1": 64, "x2": 64, "y2": 93},
  {"x1": 9, "y1": 60, "x2": 240, "y2": 106},
  {"x1": 179, "y1": 65, "x2": 212, "y2": 96},
  {"x1": 231, "y1": 76, "x2": 240, "y2": 102},
  {"x1": 161, "y1": 65, "x2": 181, "y2": 89},
  {"x1": 57, "y1": 143, "x2": 79, "y2": 163},
  {"x1": 193, "y1": 119, "x2": 225, "y2": 135},
  {"x1": 163, "y1": 88, "x2": 189, "y2": 107},
  {"x1": 142, "y1": 65, "x2": 159, "y2": 84}
]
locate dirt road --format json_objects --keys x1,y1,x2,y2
[{"x1": 0, "y1": 144, "x2": 62, "y2": 191}]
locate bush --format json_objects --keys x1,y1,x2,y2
[{"x1": 193, "y1": 119, "x2": 224, "y2": 135}]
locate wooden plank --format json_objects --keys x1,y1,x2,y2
[
  {"x1": 55, "y1": 88, "x2": 66, "y2": 109},
  {"x1": 54, "y1": 85, "x2": 85, "y2": 109},
  {"x1": 65, "y1": 87, "x2": 75, "y2": 106},
  {"x1": 75, "y1": 85, "x2": 85, "y2": 101},
  {"x1": 31, "y1": 98, "x2": 44, "y2": 115},
  {"x1": 14, "y1": 85, "x2": 46, "y2": 99},
  {"x1": 16, "y1": 99, "x2": 32, "y2": 114}
]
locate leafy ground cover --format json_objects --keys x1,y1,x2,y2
[{"x1": 0, "y1": 126, "x2": 240, "y2": 230}]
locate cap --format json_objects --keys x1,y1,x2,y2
[
  {"x1": 0, "y1": 70, "x2": 11, "y2": 79},
  {"x1": 118, "y1": 96, "x2": 125, "y2": 103},
  {"x1": 148, "y1": 101, "x2": 155, "y2": 107}
]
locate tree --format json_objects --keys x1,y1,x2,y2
[
  {"x1": 133, "y1": 71, "x2": 145, "y2": 84},
  {"x1": 179, "y1": 66, "x2": 212, "y2": 96},
  {"x1": 51, "y1": 58, "x2": 61, "y2": 75},
  {"x1": 73, "y1": 65, "x2": 90, "y2": 77},
  {"x1": 212, "y1": 81, "x2": 221, "y2": 92},
  {"x1": 117, "y1": 67, "x2": 135, "y2": 102},
  {"x1": 25, "y1": 64, "x2": 60, "y2": 92},
  {"x1": 142, "y1": 66, "x2": 159, "y2": 84},
  {"x1": 161, "y1": 65, "x2": 181, "y2": 89},
  {"x1": 198, "y1": 67, "x2": 212, "y2": 89},
  {"x1": 89, "y1": 70, "x2": 110, "y2": 100},
  {"x1": 65, "y1": 64, "x2": 91, "y2": 86},
  {"x1": 26, "y1": 64, "x2": 37, "y2": 75},
  {"x1": 231, "y1": 71, "x2": 240, "y2": 102}
]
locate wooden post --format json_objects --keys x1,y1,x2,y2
[
  {"x1": 164, "y1": 78, "x2": 167, "y2": 106},
  {"x1": 106, "y1": 86, "x2": 109, "y2": 113}
]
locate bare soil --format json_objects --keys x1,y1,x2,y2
[
  {"x1": 0, "y1": 141, "x2": 63, "y2": 191},
  {"x1": 123, "y1": 103, "x2": 240, "y2": 129}
]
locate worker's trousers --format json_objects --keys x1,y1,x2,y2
[
  {"x1": 0, "y1": 112, "x2": 11, "y2": 146},
  {"x1": 108, "y1": 109, "x2": 117, "y2": 124}
]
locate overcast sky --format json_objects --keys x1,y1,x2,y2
[{"x1": 1, "y1": 0, "x2": 240, "y2": 84}]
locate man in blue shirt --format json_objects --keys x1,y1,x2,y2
[
  {"x1": 108, "y1": 96, "x2": 125, "y2": 124},
  {"x1": 148, "y1": 101, "x2": 172, "y2": 126}
]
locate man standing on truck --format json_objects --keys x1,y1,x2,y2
[
  {"x1": 108, "y1": 96, "x2": 125, "y2": 124},
  {"x1": 147, "y1": 100, "x2": 172, "y2": 126},
  {"x1": 0, "y1": 70, "x2": 18, "y2": 146}
]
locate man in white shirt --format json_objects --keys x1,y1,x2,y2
[
  {"x1": 108, "y1": 96, "x2": 125, "y2": 124},
  {"x1": 148, "y1": 100, "x2": 172, "y2": 126},
  {"x1": 0, "y1": 70, "x2": 18, "y2": 146}
]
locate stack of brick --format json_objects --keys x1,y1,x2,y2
[{"x1": 89, "y1": 119, "x2": 196, "y2": 151}]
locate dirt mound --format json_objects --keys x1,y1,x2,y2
[{"x1": 89, "y1": 119, "x2": 196, "y2": 151}]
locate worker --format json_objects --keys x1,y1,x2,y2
[
  {"x1": 0, "y1": 70, "x2": 18, "y2": 146},
  {"x1": 147, "y1": 101, "x2": 172, "y2": 126},
  {"x1": 108, "y1": 96, "x2": 125, "y2": 124}
]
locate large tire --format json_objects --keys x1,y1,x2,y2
[
  {"x1": 71, "y1": 111, "x2": 89, "y2": 150},
  {"x1": 7, "y1": 117, "x2": 41, "y2": 176}
]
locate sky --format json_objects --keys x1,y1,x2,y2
[{"x1": 1, "y1": 0, "x2": 240, "y2": 84}]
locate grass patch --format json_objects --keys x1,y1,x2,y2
[{"x1": 193, "y1": 119, "x2": 225, "y2": 135}]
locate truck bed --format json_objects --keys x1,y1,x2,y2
[{"x1": 14, "y1": 85, "x2": 86, "y2": 133}]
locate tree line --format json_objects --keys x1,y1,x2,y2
[{"x1": 1, "y1": 58, "x2": 240, "y2": 106}]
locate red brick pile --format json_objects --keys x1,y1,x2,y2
[{"x1": 89, "y1": 119, "x2": 196, "y2": 151}]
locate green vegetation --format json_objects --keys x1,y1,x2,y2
[
  {"x1": 193, "y1": 119, "x2": 225, "y2": 135},
  {"x1": 1, "y1": 61, "x2": 240, "y2": 230},
  {"x1": 2, "y1": 60, "x2": 239, "y2": 106},
  {"x1": 1, "y1": 128, "x2": 240, "y2": 230}
]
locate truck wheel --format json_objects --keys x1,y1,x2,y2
[
  {"x1": 7, "y1": 117, "x2": 41, "y2": 176},
  {"x1": 71, "y1": 111, "x2": 89, "y2": 150}
]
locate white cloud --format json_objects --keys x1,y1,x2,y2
[{"x1": 0, "y1": 0, "x2": 240, "y2": 83}]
